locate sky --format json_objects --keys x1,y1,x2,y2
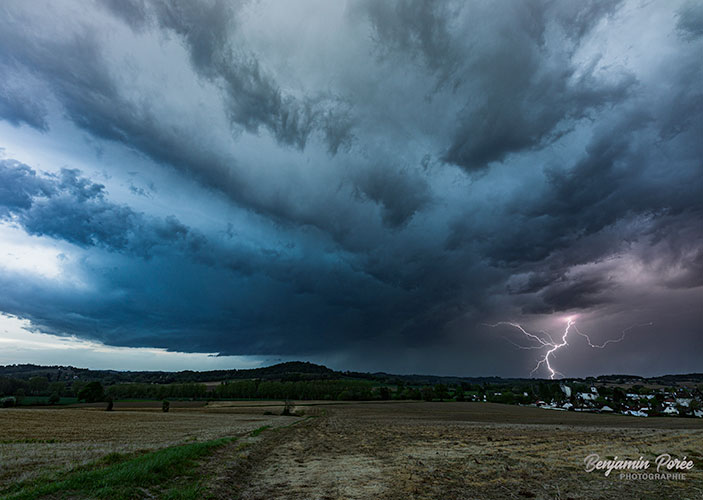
[{"x1": 0, "y1": 0, "x2": 701, "y2": 378}]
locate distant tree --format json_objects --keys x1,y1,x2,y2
[
  {"x1": 571, "y1": 383, "x2": 588, "y2": 393},
  {"x1": 106, "y1": 397, "x2": 114, "y2": 411},
  {"x1": 29, "y1": 376, "x2": 49, "y2": 395},
  {"x1": 434, "y1": 384, "x2": 449, "y2": 402},
  {"x1": 409, "y1": 388, "x2": 422, "y2": 400},
  {"x1": 162, "y1": 400, "x2": 170, "y2": 413},
  {"x1": 455, "y1": 387, "x2": 465, "y2": 402},
  {"x1": 597, "y1": 386, "x2": 612, "y2": 397},
  {"x1": 15, "y1": 388, "x2": 25, "y2": 403},
  {"x1": 396, "y1": 381, "x2": 406, "y2": 395},
  {"x1": 1, "y1": 396, "x2": 16, "y2": 408},
  {"x1": 538, "y1": 382, "x2": 552, "y2": 402},
  {"x1": 48, "y1": 392, "x2": 60, "y2": 405},
  {"x1": 49, "y1": 382, "x2": 65, "y2": 397},
  {"x1": 281, "y1": 399, "x2": 293, "y2": 416},
  {"x1": 72, "y1": 381, "x2": 87, "y2": 397},
  {"x1": 612, "y1": 387, "x2": 626, "y2": 403},
  {"x1": 551, "y1": 385, "x2": 566, "y2": 403},
  {"x1": 378, "y1": 387, "x2": 391, "y2": 400},
  {"x1": 0, "y1": 377, "x2": 13, "y2": 397},
  {"x1": 497, "y1": 391, "x2": 516, "y2": 405},
  {"x1": 78, "y1": 382, "x2": 104, "y2": 403},
  {"x1": 421, "y1": 386, "x2": 434, "y2": 402}
]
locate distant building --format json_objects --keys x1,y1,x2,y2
[
  {"x1": 578, "y1": 392, "x2": 597, "y2": 401},
  {"x1": 560, "y1": 384, "x2": 571, "y2": 398},
  {"x1": 675, "y1": 398, "x2": 692, "y2": 407},
  {"x1": 600, "y1": 405, "x2": 614, "y2": 412},
  {"x1": 663, "y1": 406, "x2": 679, "y2": 415}
]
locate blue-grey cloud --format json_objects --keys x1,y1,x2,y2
[
  {"x1": 677, "y1": 0, "x2": 703, "y2": 40},
  {"x1": 100, "y1": 0, "x2": 354, "y2": 153},
  {"x1": 0, "y1": 0, "x2": 700, "y2": 376}
]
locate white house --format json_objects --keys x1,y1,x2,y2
[
  {"x1": 600, "y1": 405, "x2": 614, "y2": 412},
  {"x1": 663, "y1": 406, "x2": 679, "y2": 415},
  {"x1": 675, "y1": 398, "x2": 692, "y2": 407},
  {"x1": 578, "y1": 392, "x2": 597, "y2": 401},
  {"x1": 560, "y1": 384, "x2": 572, "y2": 398},
  {"x1": 694, "y1": 409, "x2": 703, "y2": 418}
]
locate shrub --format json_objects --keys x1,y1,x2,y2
[
  {"x1": 1, "y1": 396, "x2": 16, "y2": 408},
  {"x1": 78, "y1": 382, "x2": 105, "y2": 403},
  {"x1": 48, "y1": 392, "x2": 60, "y2": 405},
  {"x1": 106, "y1": 397, "x2": 114, "y2": 411},
  {"x1": 162, "y1": 400, "x2": 170, "y2": 412}
]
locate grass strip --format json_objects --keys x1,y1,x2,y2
[
  {"x1": 2, "y1": 437, "x2": 235, "y2": 500},
  {"x1": 249, "y1": 425, "x2": 271, "y2": 437}
]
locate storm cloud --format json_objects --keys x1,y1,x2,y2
[{"x1": 0, "y1": 0, "x2": 700, "y2": 376}]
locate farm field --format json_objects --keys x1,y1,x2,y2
[
  {"x1": 1, "y1": 401, "x2": 702, "y2": 499},
  {"x1": 0, "y1": 401, "x2": 299, "y2": 486}
]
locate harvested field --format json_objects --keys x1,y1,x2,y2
[
  {"x1": 0, "y1": 403, "x2": 297, "y2": 484},
  {"x1": 208, "y1": 402, "x2": 703, "y2": 500},
  {"x1": 2, "y1": 401, "x2": 702, "y2": 499}
]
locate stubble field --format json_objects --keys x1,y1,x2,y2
[{"x1": 1, "y1": 401, "x2": 701, "y2": 499}]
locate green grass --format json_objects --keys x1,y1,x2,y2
[
  {"x1": 16, "y1": 396, "x2": 79, "y2": 406},
  {"x1": 1, "y1": 437, "x2": 235, "y2": 500},
  {"x1": 249, "y1": 425, "x2": 270, "y2": 437}
]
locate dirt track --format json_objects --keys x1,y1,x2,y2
[{"x1": 207, "y1": 402, "x2": 703, "y2": 500}]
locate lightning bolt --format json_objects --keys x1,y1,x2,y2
[
  {"x1": 485, "y1": 318, "x2": 653, "y2": 379},
  {"x1": 573, "y1": 322, "x2": 654, "y2": 348}
]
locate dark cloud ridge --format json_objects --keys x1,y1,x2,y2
[{"x1": 0, "y1": 1, "x2": 700, "y2": 375}]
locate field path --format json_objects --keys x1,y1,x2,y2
[{"x1": 205, "y1": 402, "x2": 703, "y2": 500}]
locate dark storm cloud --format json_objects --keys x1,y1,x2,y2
[
  {"x1": 0, "y1": 0, "x2": 701, "y2": 375},
  {"x1": 0, "y1": 160, "x2": 205, "y2": 258},
  {"x1": 523, "y1": 274, "x2": 616, "y2": 314},
  {"x1": 677, "y1": 0, "x2": 703, "y2": 40},
  {"x1": 0, "y1": 20, "x2": 257, "y2": 218},
  {"x1": 360, "y1": 0, "x2": 633, "y2": 172},
  {"x1": 361, "y1": 0, "x2": 461, "y2": 89},
  {"x1": 100, "y1": 0, "x2": 354, "y2": 153},
  {"x1": 0, "y1": 160, "x2": 55, "y2": 214},
  {"x1": 0, "y1": 78, "x2": 48, "y2": 131},
  {"x1": 352, "y1": 165, "x2": 431, "y2": 228},
  {"x1": 0, "y1": 9, "x2": 361, "y2": 249},
  {"x1": 0, "y1": 159, "x2": 414, "y2": 353}
]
